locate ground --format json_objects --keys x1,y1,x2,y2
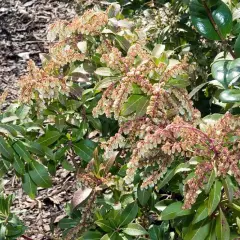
[{"x1": 0, "y1": 0, "x2": 79, "y2": 239}]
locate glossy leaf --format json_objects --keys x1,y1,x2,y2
[
  {"x1": 95, "y1": 77, "x2": 120, "y2": 90},
  {"x1": 152, "y1": 44, "x2": 165, "y2": 58},
  {"x1": 161, "y1": 202, "x2": 192, "y2": 220},
  {"x1": 219, "y1": 89, "x2": 240, "y2": 103},
  {"x1": 22, "y1": 173, "x2": 37, "y2": 199},
  {"x1": 157, "y1": 168, "x2": 175, "y2": 190},
  {"x1": 137, "y1": 185, "x2": 152, "y2": 206},
  {"x1": 122, "y1": 223, "x2": 148, "y2": 236},
  {"x1": 82, "y1": 231, "x2": 102, "y2": 240},
  {"x1": 96, "y1": 219, "x2": 115, "y2": 233},
  {"x1": 58, "y1": 218, "x2": 78, "y2": 229},
  {"x1": 184, "y1": 219, "x2": 211, "y2": 240},
  {"x1": 115, "y1": 35, "x2": 131, "y2": 52},
  {"x1": 222, "y1": 175, "x2": 234, "y2": 203},
  {"x1": 0, "y1": 123, "x2": 17, "y2": 137},
  {"x1": 216, "y1": 208, "x2": 230, "y2": 240},
  {"x1": 208, "y1": 180, "x2": 222, "y2": 215},
  {"x1": 119, "y1": 202, "x2": 138, "y2": 227},
  {"x1": 13, "y1": 141, "x2": 32, "y2": 163},
  {"x1": 121, "y1": 95, "x2": 149, "y2": 117},
  {"x1": 95, "y1": 67, "x2": 114, "y2": 77},
  {"x1": 28, "y1": 160, "x2": 52, "y2": 188},
  {"x1": 206, "y1": 220, "x2": 216, "y2": 240},
  {"x1": 26, "y1": 142, "x2": 45, "y2": 156},
  {"x1": 12, "y1": 154, "x2": 25, "y2": 175},
  {"x1": 190, "y1": 0, "x2": 232, "y2": 40},
  {"x1": 0, "y1": 136, "x2": 14, "y2": 161},
  {"x1": 204, "y1": 170, "x2": 216, "y2": 194},
  {"x1": 37, "y1": 131, "x2": 61, "y2": 146},
  {"x1": 0, "y1": 158, "x2": 9, "y2": 177},
  {"x1": 192, "y1": 201, "x2": 208, "y2": 224},
  {"x1": 73, "y1": 139, "x2": 97, "y2": 162},
  {"x1": 211, "y1": 59, "x2": 240, "y2": 88},
  {"x1": 234, "y1": 34, "x2": 240, "y2": 58}
]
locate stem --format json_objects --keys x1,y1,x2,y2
[
  {"x1": 166, "y1": 124, "x2": 219, "y2": 155},
  {"x1": 21, "y1": 235, "x2": 33, "y2": 240},
  {"x1": 201, "y1": 0, "x2": 236, "y2": 59}
]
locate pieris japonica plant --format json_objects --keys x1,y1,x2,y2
[{"x1": 0, "y1": 1, "x2": 240, "y2": 240}]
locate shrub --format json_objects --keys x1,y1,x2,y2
[{"x1": 0, "y1": 1, "x2": 240, "y2": 239}]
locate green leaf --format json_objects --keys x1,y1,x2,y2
[
  {"x1": 12, "y1": 154, "x2": 25, "y2": 175},
  {"x1": 0, "y1": 136, "x2": 14, "y2": 161},
  {"x1": 208, "y1": 180, "x2": 222, "y2": 215},
  {"x1": 73, "y1": 139, "x2": 97, "y2": 162},
  {"x1": 96, "y1": 220, "x2": 115, "y2": 233},
  {"x1": 37, "y1": 131, "x2": 61, "y2": 146},
  {"x1": 222, "y1": 175, "x2": 234, "y2": 203},
  {"x1": 28, "y1": 160, "x2": 52, "y2": 188},
  {"x1": 184, "y1": 219, "x2": 211, "y2": 240},
  {"x1": 122, "y1": 223, "x2": 148, "y2": 236},
  {"x1": 62, "y1": 160, "x2": 75, "y2": 171},
  {"x1": 148, "y1": 225, "x2": 160, "y2": 240},
  {"x1": 95, "y1": 77, "x2": 120, "y2": 90},
  {"x1": 22, "y1": 173, "x2": 37, "y2": 199},
  {"x1": 115, "y1": 35, "x2": 131, "y2": 52},
  {"x1": 0, "y1": 225, "x2": 6, "y2": 240},
  {"x1": 0, "y1": 124, "x2": 17, "y2": 137},
  {"x1": 234, "y1": 34, "x2": 240, "y2": 58},
  {"x1": 189, "y1": 82, "x2": 208, "y2": 99},
  {"x1": 211, "y1": 59, "x2": 240, "y2": 88},
  {"x1": 58, "y1": 218, "x2": 78, "y2": 229},
  {"x1": 13, "y1": 141, "x2": 32, "y2": 163},
  {"x1": 219, "y1": 89, "x2": 240, "y2": 103},
  {"x1": 157, "y1": 168, "x2": 175, "y2": 190},
  {"x1": 7, "y1": 224, "x2": 26, "y2": 237},
  {"x1": 66, "y1": 100, "x2": 82, "y2": 111},
  {"x1": 95, "y1": 67, "x2": 114, "y2": 77},
  {"x1": 206, "y1": 220, "x2": 216, "y2": 240},
  {"x1": 204, "y1": 170, "x2": 216, "y2": 194},
  {"x1": 121, "y1": 95, "x2": 149, "y2": 117},
  {"x1": 119, "y1": 202, "x2": 138, "y2": 227},
  {"x1": 216, "y1": 208, "x2": 230, "y2": 240},
  {"x1": 26, "y1": 142, "x2": 45, "y2": 156},
  {"x1": 137, "y1": 185, "x2": 152, "y2": 206},
  {"x1": 161, "y1": 202, "x2": 192, "y2": 220},
  {"x1": 190, "y1": 0, "x2": 232, "y2": 40},
  {"x1": 100, "y1": 232, "x2": 122, "y2": 240},
  {"x1": 1, "y1": 115, "x2": 19, "y2": 123},
  {"x1": 152, "y1": 44, "x2": 165, "y2": 58},
  {"x1": 0, "y1": 158, "x2": 9, "y2": 177},
  {"x1": 82, "y1": 231, "x2": 102, "y2": 240},
  {"x1": 192, "y1": 201, "x2": 208, "y2": 224},
  {"x1": 87, "y1": 115, "x2": 102, "y2": 131}
]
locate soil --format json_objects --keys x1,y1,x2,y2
[
  {"x1": 0, "y1": 0, "x2": 80, "y2": 239},
  {"x1": 0, "y1": 0, "x2": 75, "y2": 103}
]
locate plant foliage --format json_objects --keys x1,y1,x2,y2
[{"x1": 0, "y1": 0, "x2": 240, "y2": 239}]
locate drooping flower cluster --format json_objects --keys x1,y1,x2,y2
[
  {"x1": 93, "y1": 42, "x2": 197, "y2": 123},
  {"x1": 19, "y1": 60, "x2": 69, "y2": 110},
  {"x1": 119, "y1": 113, "x2": 240, "y2": 209},
  {"x1": 47, "y1": 9, "x2": 108, "y2": 41}
]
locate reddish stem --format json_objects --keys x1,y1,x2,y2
[
  {"x1": 166, "y1": 124, "x2": 219, "y2": 155},
  {"x1": 21, "y1": 235, "x2": 33, "y2": 240}
]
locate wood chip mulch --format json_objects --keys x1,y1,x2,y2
[{"x1": 0, "y1": 0, "x2": 81, "y2": 239}]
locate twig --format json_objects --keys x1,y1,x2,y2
[
  {"x1": 21, "y1": 235, "x2": 33, "y2": 240},
  {"x1": 201, "y1": 0, "x2": 236, "y2": 59}
]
